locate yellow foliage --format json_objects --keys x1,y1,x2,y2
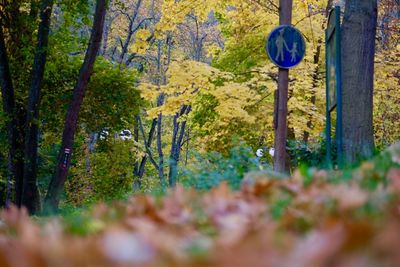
[
  {"x1": 141, "y1": 59, "x2": 261, "y2": 126},
  {"x1": 129, "y1": 29, "x2": 151, "y2": 55},
  {"x1": 374, "y1": 45, "x2": 400, "y2": 147},
  {"x1": 139, "y1": 83, "x2": 159, "y2": 101},
  {"x1": 134, "y1": 0, "x2": 397, "y2": 154}
]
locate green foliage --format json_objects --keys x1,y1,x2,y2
[
  {"x1": 90, "y1": 140, "x2": 136, "y2": 200},
  {"x1": 41, "y1": 56, "x2": 141, "y2": 134},
  {"x1": 138, "y1": 178, "x2": 166, "y2": 196},
  {"x1": 212, "y1": 6, "x2": 269, "y2": 74},
  {"x1": 81, "y1": 60, "x2": 141, "y2": 132},
  {"x1": 179, "y1": 144, "x2": 266, "y2": 190},
  {"x1": 64, "y1": 138, "x2": 138, "y2": 206},
  {"x1": 213, "y1": 35, "x2": 267, "y2": 74},
  {"x1": 39, "y1": 54, "x2": 142, "y2": 206},
  {"x1": 357, "y1": 150, "x2": 395, "y2": 191},
  {"x1": 270, "y1": 194, "x2": 292, "y2": 220},
  {"x1": 40, "y1": 54, "x2": 80, "y2": 133},
  {"x1": 61, "y1": 209, "x2": 105, "y2": 236},
  {"x1": 37, "y1": 140, "x2": 60, "y2": 194},
  {"x1": 287, "y1": 138, "x2": 329, "y2": 168},
  {"x1": 56, "y1": 0, "x2": 93, "y2": 36},
  {"x1": 190, "y1": 93, "x2": 219, "y2": 128},
  {"x1": 298, "y1": 165, "x2": 318, "y2": 187},
  {"x1": 38, "y1": 52, "x2": 142, "y2": 204}
]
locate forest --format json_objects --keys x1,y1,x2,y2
[{"x1": 0, "y1": 0, "x2": 399, "y2": 266}]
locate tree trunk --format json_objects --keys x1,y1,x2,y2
[
  {"x1": 0, "y1": 18, "x2": 15, "y2": 198},
  {"x1": 341, "y1": 0, "x2": 377, "y2": 163},
  {"x1": 168, "y1": 114, "x2": 179, "y2": 186},
  {"x1": 13, "y1": 105, "x2": 26, "y2": 207},
  {"x1": 170, "y1": 118, "x2": 189, "y2": 185},
  {"x1": 85, "y1": 133, "x2": 97, "y2": 172},
  {"x1": 157, "y1": 112, "x2": 165, "y2": 185},
  {"x1": 136, "y1": 36, "x2": 172, "y2": 183},
  {"x1": 155, "y1": 40, "x2": 166, "y2": 185},
  {"x1": 133, "y1": 116, "x2": 141, "y2": 190},
  {"x1": 44, "y1": 0, "x2": 108, "y2": 213},
  {"x1": 22, "y1": 0, "x2": 54, "y2": 214},
  {"x1": 101, "y1": 17, "x2": 111, "y2": 56},
  {"x1": 137, "y1": 118, "x2": 157, "y2": 178},
  {"x1": 168, "y1": 105, "x2": 191, "y2": 186},
  {"x1": 0, "y1": 18, "x2": 27, "y2": 208},
  {"x1": 101, "y1": 0, "x2": 113, "y2": 56}
]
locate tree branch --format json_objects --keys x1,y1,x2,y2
[{"x1": 138, "y1": 116, "x2": 160, "y2": 170}]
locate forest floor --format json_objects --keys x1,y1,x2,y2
[{"x1": 0, "y1": 143, "x2": 400, "y2": 267}]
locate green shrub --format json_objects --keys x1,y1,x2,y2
[
  {"x1": 286, "y1": 138, "x2": 330, "y2": 168},
  {"x1": 63, "y1": 136, "x2": 138, "y2": 206},
  {"x1": 179, "y1": 144, "x2": 268, "y2": 190}
]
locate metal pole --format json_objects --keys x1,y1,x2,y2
[
  {"x1": 325, "y1": 29, "x2": 332, "y2": 168},
  {"x1": 274, "y1": 0, "x2": 293, "y2": 173},
  {"x1": 335, "y1": 6, "x2": 343, "y2": 167}
]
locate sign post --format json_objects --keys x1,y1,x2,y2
[
  {"x1": 266, "y1": 0, "x2": 306, "y2": 173},
  {"x1": 326, "y1": 6, "x2": 343, "y2": 167}
]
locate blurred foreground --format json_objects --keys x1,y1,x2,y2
[{"x1": 0, "y1": 143, "x2": 400, "y2": 267}]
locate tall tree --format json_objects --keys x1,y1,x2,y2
[
  {"x1": 44, "y1": 0, "x2": 108, "y2": 213},
  {"x1": 0, "y1": 17, "x2": 20, "y2": 207},
  {"x1": 341, "y1": 0, "x2": 377, "y2": 163},
  {"x1": 22, "y1": 0, "x2": 54, "y2": 214},
  {"x1": 1, "y1": 2, "x2": 44, "y2": 209}
]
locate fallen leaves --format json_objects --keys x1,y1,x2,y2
[{"x1": 1, "y1": 148, "x2": 400, "y2": 266}]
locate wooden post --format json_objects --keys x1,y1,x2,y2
[{"x1": 274, "y1": 0, "x2": 293, "y2": 173}]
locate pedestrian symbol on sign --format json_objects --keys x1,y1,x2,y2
[
  {"x1": 289, "y1": 42, "x2": 299, "y2": 62},
  {"x1": 266, "y1": 25, "x2": 306, "y2": 69},
  {"x1": 275, "y1": 29, "x2": 289, "y2": 62}
]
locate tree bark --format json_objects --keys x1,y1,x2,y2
[
  {"x1": 157, "y1": 112, "x2": 165, "y2": 185},
  {"x1": 101, "y1": 0, "x2": 114, "y2": 56},
  {"x1": 22, "y1": 0, "x2": 54, "y2": 214},
  {"x1": 44, "y1": 0, "x2": 108, "y2": 213},
  {"x1": 133, "y1": 115, "x2": 141, "y2": 190},
  {"x1": 0, "y1": 18, "x2": 22, "y2": 207},
  {"x1": 168, "y1": 105, "x2": 191, "y2": 186},
  {"x1": 155, "y1": 40, "x2": 166, "y2": 185},
  {"x1": 85, "y1": 132, "x2": 97, "y2": 172},
  {"x1": 0, "y1": 16, "x2": 27, "y2": 208},
  {"x1": 341, "y1": 0, "x2": 377, "y2": 163},
  {"x1": 137, "y1": 118, "x2": 157, "y2": 179}
]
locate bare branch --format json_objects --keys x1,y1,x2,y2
[{"x1": 138, "y1": 116, "x2": 160, "y2": 170}]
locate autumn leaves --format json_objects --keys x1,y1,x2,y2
[{"x1": 0, "y1": 143, "x2": 399, "y2": 266}]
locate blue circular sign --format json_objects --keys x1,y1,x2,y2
[{"x1": 266, "y1": 25, "x2": 306, "y2": 69}]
